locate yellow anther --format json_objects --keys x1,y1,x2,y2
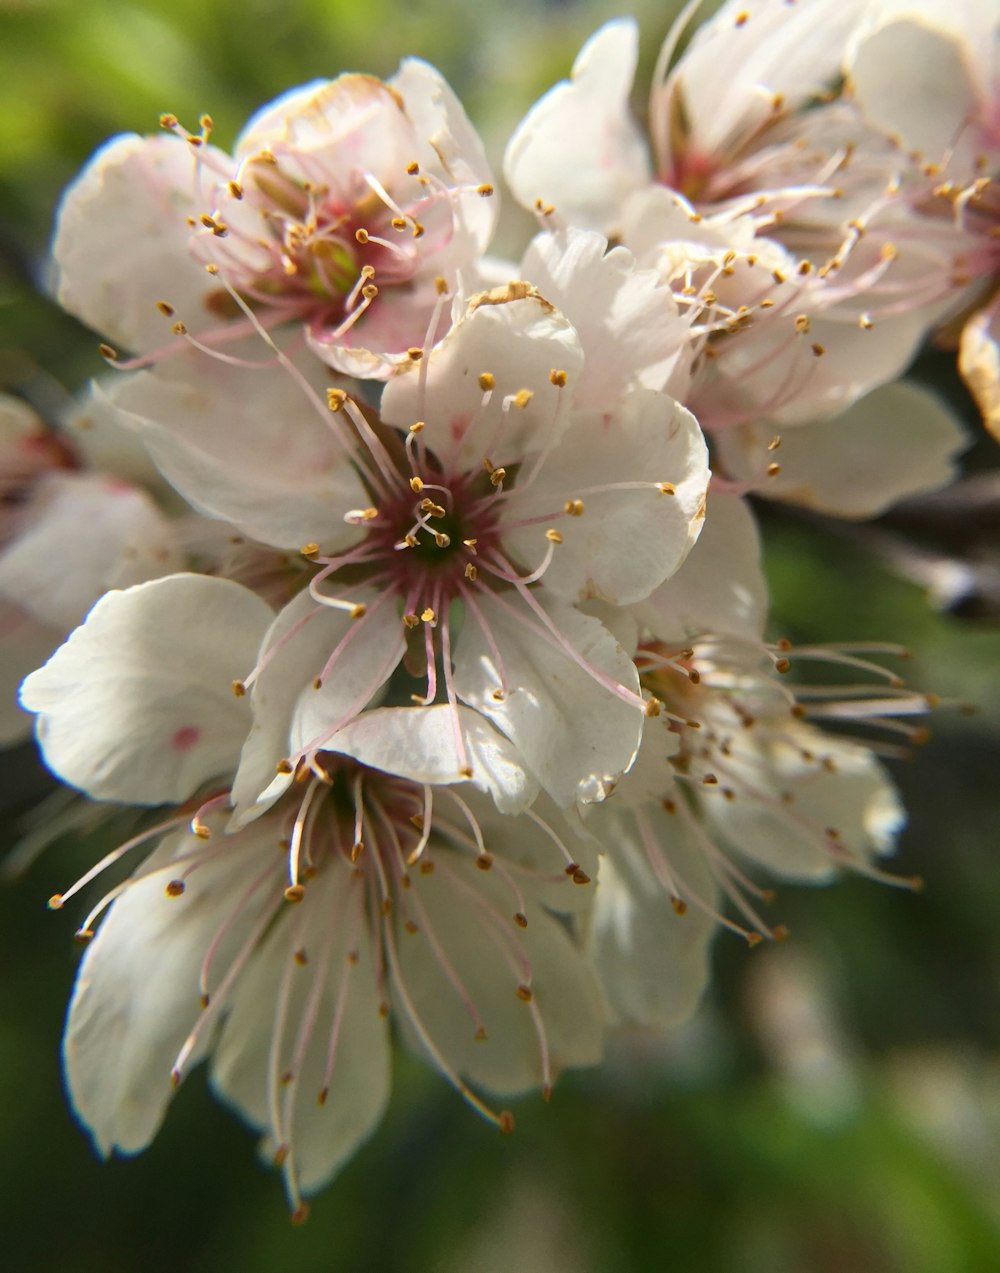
[
  {"x1": 276, "y1": 758, "x2": 294, "y2": 775},
  {"x1": 156, "y1": 300, "x2": 175, "y2": 316},
  {"x1": 513, "y1": 388, "x2": 534, "y2": 409},
  {"x1": 403, "y1": 612, "x2": 420, "y2": 629},
  {"x1": 421, "y1": 607, "x2": 436, "y2": 624},
  {"x1": 361, "y1": 284, "x2": 378, "y2": 300},
  {"x1": 811, "y1": 343, "x2": 825, "y2": 357},
  {"x1": 489, "y1": 467, "x2": 507, "y2": 487},
  {"x1": 232, "y1": 679, "x2": 247, "y2": 698},
  {"x1": 767, "y1": 435, "x2": 781, "y2": 451},
  {"x1": 165, "y1": 879, "x2": 186, "y2": 897},
  {"x1": 355, "y1": 228, "x2": 370, "y2": 243},
  {"x1": 516, "y1": 985, "x2": 533, "y2": 1003},
  {"x1": 300, "y1": 542, "x2": 320, "y2": 559},
  {"x1": 327, "y1": 388, "x2": 348, "y2": 411},
  {"x1": 644, "y1": 697, "x2": 662, "y2": 717},
  {"x1": 406, "y1": 161, "x2": 420, "y2": 175},
  {"x1": 412, "y1": 222, "x2": 425, "y2": 239},
  {"x1": 99, "y1": 344, "x2": 119, "y2": 360},
  {"x1": 171, "y1": 321, "x2": 188, "y2": 336},
  {"x1": 735, "y1": 9, "x2": 749, "y2": 25},
  {"x1": 284, "y1": 884, "x2": 306, "y2": 903},
  {"x1": 658, "y1": 482, "x2": 677, "y2": 495},
  {"x1": 391, "y1": 216, "x2": 407, "y2": 230},
  {"x1": 477, "y1": 183, "x2": 494, "y2": 197},
  {"x1": 205, "y1": 263, "x2": 219, "y2": 275},
  {"x1": 159, "y1": 113, "x2": 179, "y2": 129},
  {"x1": 549, "y1": 368, "x2": 567, "y2": 387},
  {"x1": 794, "y1": 314, "x2": 811, "y2": 333},
  {"x1": 410, "y1": 476, "x2": 424, "y2": 493},
  {"x1": 545, "y1": 528, "x2": 563, "y2": 544},
  {"x1": 478, "y1": 372, "x2": 495, "y2": 392},
  {"x1": 564, "y1": 499, "x2": 585, "y2": 516},
  {"x1": 435, "y1": 275, "x2": 449, "y2": 295},
  {"x1": 407, "y1": 347, "x2": 423, "y2": 361},
  {"x1": 464, "y1": 563, "x2": 478, "y2": 580},
  {"x1": 410, "y1": 420, "x2": 425, "y2": 433},
  {"x1": 350, "y1": 603, "x2": 367, "y2": 619},
  {"x1": 228, "y1": 180, "x2": 243, "y2": 199}
]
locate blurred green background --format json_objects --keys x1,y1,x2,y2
[{"x1": 1, "y1": 1, "x2": 999, "y2": 1270}]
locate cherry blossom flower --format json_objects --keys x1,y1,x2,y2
[
  {"x1": 99, "y1": 279, "x2": 710, "y2": 815},
  {"x1": 51, "y1": 61, "x2": 497, "y2": 378},
  {"x1": 0, "y1": 394, "x2": 181, "y2": 744},
  {"x1": 845, "y1": 0, "x2": 1000, "y2": 437},
  {"x1": 23, "y1": 576, "x2": 604, "y2": 1215},
  {"x1": 504, "y1": 7, "x2": 976, "y2": 500},
  {"x1": 577, "y1": 491, "x2": 922, "y2": 1028}
]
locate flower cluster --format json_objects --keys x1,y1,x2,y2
[{"x1": 11, "y1": 0, "x2": 994, "y2": 1218}]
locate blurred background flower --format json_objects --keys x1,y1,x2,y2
[{"x1": 1, "y1": 1, "x2": 998, "y2": 1268}]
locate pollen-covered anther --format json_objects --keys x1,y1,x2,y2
[
  {"x1": 513, "y1": 389, "x2": 533, "y2": 410},
  {"x1": 794, "y1": 314, "x2": 811, "y2": 334},
  {"x1": 191, "y1": 820, "x2": 211, "y2": 840},
  {"x1": 767, "y1": 462, "x2": 782, "y2": 476},
  {"x1": 459, "y1": 765, "x2": 473, "y2": 779},
  {"x1": 645, "y1": 697, "x2": 663, "y2": 718},
  {"x1": 407, "y1": 347, "x2": 423, "y2": 361},
  {"x1": 198, "y1": 214, "x2": 228, "y2": 238},
  {"x1": 478, "y1": 372, "x2": 495, "y2": 391},
  {"x1": 403, "y1": 612, "x2": 420, "y2": 629},
  {"x1": 515, "y1": 985, "x2": 533, "y2": 1003},
  {"x1": 549, "y1": 368, "x2": 567, "y2": 387},
  {"x1": 159, "y1": 113, "x2": 179, "y2": 129},
  {"x1": 165, "y1": 876, "x2": 187, "y2": 896},
  {"x1": 300, "y1": 542, "x2": 320, "y2": 560},
  {"x1": 350, "y1": 602, "x2": 367, "y2": 619},
  {"x1": 658, "y1": 482, "x2": 676, "y2": 495},
  {"x1": 47, "y1": 894, "x2": 64, "y2": 911},
  {"x1": 98, "y1": 344, "x2": 119, "y2": 361},
  {"x1": 702, "y1": 773, "x2": 719, "y2": 786},
  {"x1": 74, "y1": 929, "x2": 95, "y2": 946},
  {"x1": 545, "y1": 528, "x2": 563, "y2": 544},
  {"x1": 421, "y1": 607, "x2": 436, "y2": 624},
  {"x1": 276, "y1": 758, "x2": 294, "y2": 775},
  {"x1": 746, "y1": 932, "x2": 764, "y2": 948},
  {"x1": 327, "y1": 388, "x2": 348, "y2": 412},
  {"x1": 774, "y1": 657, "x2": 791, "y2": 673},
  {"x1": 410, "y1": 421, "x2": 425, "y2": 434},
  {"x1": 355, "y1": 228, "x2": 370, "y2": 244},
  {"x1": 464, "y1": 563, "x2": 477, "y2": 580},
  {"x1": 572, "y1": 868, "x2": 591, "y2": 885},
  {"x1": 767, "y1": 436, "x2": 781, "y2": 452},
  {"x1": 489, "y1": 467, "x2": 507, "y2": 487},
  {"x1": 564, "y1": 499, "x2": 584, "y2": 516},
  {"x1": 671, "y1": 897, "x2": 688, "y2": 916},
  {"x1": 476, "y1": 853, "x2": 494, "y2": 871},
  {"x1": 156, "y1": 300, "x2": 175, "y2": 317},
  {"x1": 477, "y1": 183, "x2": 495, "y2": 197},
  {"x1": 514, "y1": 912, "x2": 528, "y2": 929},
  {"x1": 171, "y1": 321, "x2": 187, "y2": 336},
  {"x1": 410, "y1": 476, "x2": 424, "y2": 493},
  {"x1": 284, "y1": 884, "x2": 306, "y2": 903},
  {"x1": 228, "y1": 180, "x2": 243, "y2": 200},
  {"x1": 811, "y1": 344, "x2": 825, "y2": 358}
]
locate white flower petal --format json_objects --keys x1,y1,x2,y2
[
  {"x1": 706, "y1": 725, "x2": 906, "y2": 880},
  {"x1": 452, "y1": 591, "x2": 642, "y2": 807},
  {"x1": 63, "y1": 823, "x2": 278, "y2": 1157},
  {"x1": 587, "y1": 800, "x2": 717, "y2": 1029},
  {"x1": 0, "y1": 472, "x2": 181, "y2": 631},
  {"x1": 394, "y1": 854, "x2": 605, "y2": 1097},
  {"x1": 51, "y1": 133, "x2": 219, "y2": 352},
  {"x1": 211, "y1": 870, "x2": 390, "y2": 1195},
  {"x1": 635, "y1": 492, "x2": 768, "y2": 642},
  {"x1": 230, "y1": 586, "x2": 401, "y2": 825},
  {"x1": 504, "y1": 20, "x2": 652, "y2": 234},
  {"x1": 380, "y1": 289, "x2": 584, "y2": 472},
  {"x1": 324, "y1": 705, "x2": 538, "y2": 814},
  {"x1": 21, "y1": 575, "x2": 270, "y2": 804},
  {"x1": 714, "y1": 381, "x2": 968, "y2": 518},
  {"x1": 502, "y1": 389, "x2": 709, "y2": 606},
  {"x1": 100, "y1": 345, "x2": 367, "y2": 552},
  {"x1": 519, "y1": 229, "x2": 688, "y2": 406}
]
